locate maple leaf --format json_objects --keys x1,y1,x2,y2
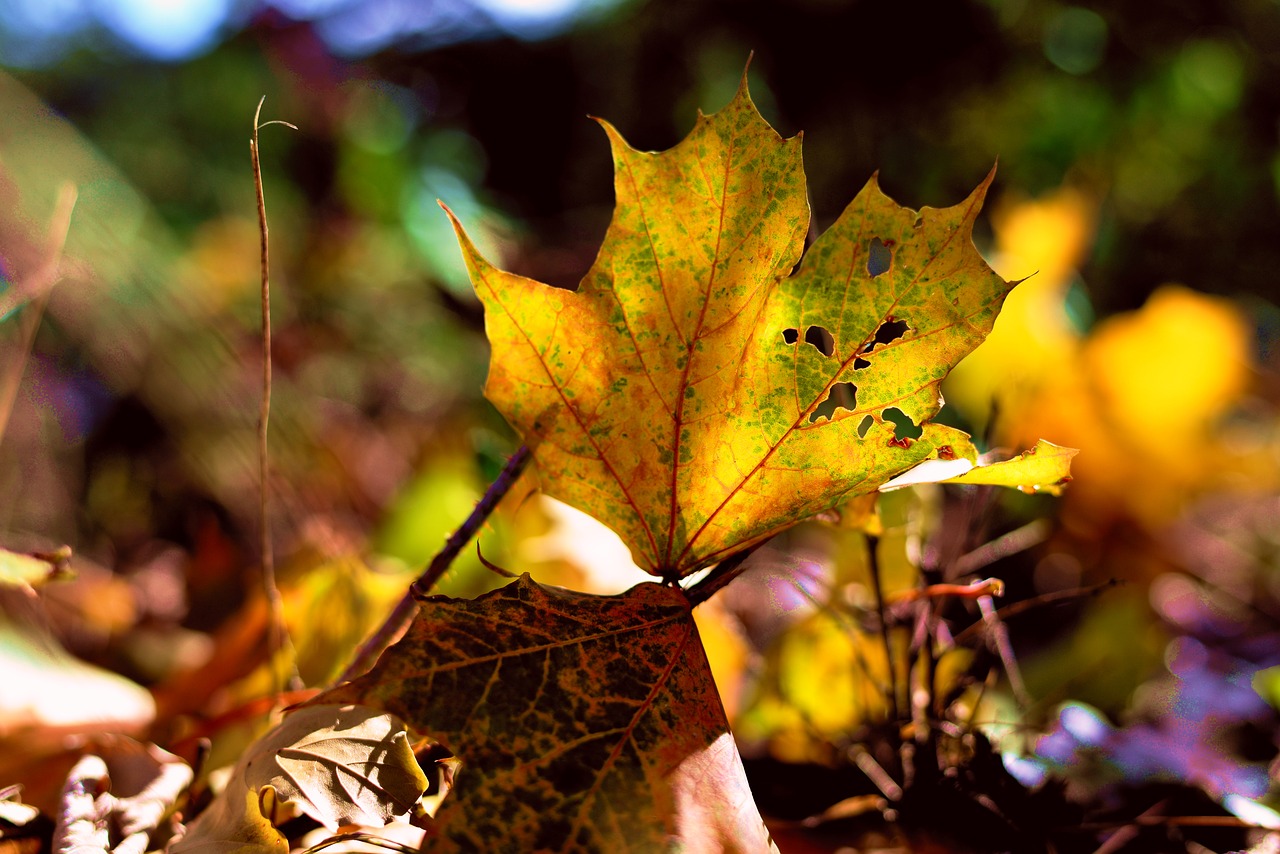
[
  {"x1": 316, "y1": 576, "x2": 775, "y2": 853},
  {"x1": 445, "y1": 75, "x2": 1014, "y2": 577}
]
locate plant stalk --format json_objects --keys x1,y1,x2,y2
[{"x1": 336, "y1": 444, "x2": 532, "y2": 684}]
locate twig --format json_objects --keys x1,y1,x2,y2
[
  {"x1": 849, "y1": 745, "x2": 902, "y2": 801},
  {"x1": 410, "y1": 444, "x2": 532, "y2": 598},
  {"x1": 951, "y1": 519, "x2": 1050, "y2": 577},
  {"x1": 889, "y1": 577, "x2": 1006, "y2": 604},
  {"x1": 251, "y1": 96, "x2": 299, "y2": 696},
  {"x1": 867, "y1": 539, "x2": 900, "y2": 723},
  {"x1": 951, "y1": 579, "x2": 1120, "y2": 646},
  {"x1": 0, "y1": 182, "x2": 77, "y2": 448},
  {"x1": 335, "y1": 444, "x2": 532, "y2": 685},
  {"x1": 978, "y1": 594, "x2": 1030, "y2": 708}
]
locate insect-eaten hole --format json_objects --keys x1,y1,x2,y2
[
  {"x1": 809, "y1": 382, "x2": 857, "y2": 423},
  {"x1": 861, "y1": 318, "x2": 910, "y2": 354},
  {"x1": 867, "y1": 237, "x2": 892, "y2": 278},
  {"x1": 804, "y1": 325, "x2": 835, "y2": 357},
  {"x1": 854, "y1": 357, "x2": 871, "y2": 370},
  {"x1": 783, "y1": 325, "x2": 837, "y2": 358},
  {"x1": 883, "y1": 407, "x2": 923, "y2": 441},
  {"x1": 857, "y1": 414, "x2": 875, "y2": 438}
]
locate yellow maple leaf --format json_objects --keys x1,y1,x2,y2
[{"x1": 446, "y1": 76, "x2": 1043, "y2": 577}]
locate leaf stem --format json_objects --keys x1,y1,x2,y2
[
  {"x1": 683, "y1": 543, "x2": 762, "y2": 607},
  {"x1": 335, "y1": 444, "x2": 532, "y2": 685}
]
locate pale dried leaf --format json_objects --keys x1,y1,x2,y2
[{"x1": 170, "y1": 705, "x2": 428, "y2": 854}]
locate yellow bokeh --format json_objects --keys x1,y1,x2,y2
[
  {"x1": 946, "y1": 180, "x2": 1271, "y2": 528},
  {"x1": 945, "y1": 186, "x2": 1096, "y2": 431}
]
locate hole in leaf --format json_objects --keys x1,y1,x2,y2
[
  {"x1": 883, "y1": 407, "x2": 923, "y2": 441},
  {"x1": 857, "y1": 414, "x2": 874, "y2": 438},
  {"x1": 861, "y1": 318, "x2": 910, "y2": 353},
  {"x1": 854, "y1": 357, "x2": 871, "y2": 370},
  {"x1": 809, "y1": 382, "x2": 858, "y2": 423},
  {"x1": 804, "y1": 325, "x2": 835, "y2": 357},
  {"x1": 782, "y1": 328, "x2": 799, "y2": 345},
  {"x1": 867, "y1": 237, "x2": 892, "y2": 277}
]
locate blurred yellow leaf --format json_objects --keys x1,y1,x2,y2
[
  {"x1": 778, "y1": 610, "x2": 894, "y2": 734},
  {"x1": 1015, "y1": 285, "x2": 1257, "y2": 525},
  {"x1": 1084, "y1": 285, "x2": 1248, "y2": 454},
  {"x1": 945, "y1": 186, "x2": 1096, "y2": 429}
]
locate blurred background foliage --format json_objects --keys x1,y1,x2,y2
[{"x1": 5, "y1": 0, "x2": 1280, "y2": 848}]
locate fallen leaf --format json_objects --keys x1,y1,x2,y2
[
  {"x1": 49, "y1": 739, "x2": 192, "y2": 854},
  {"x1": 0, "y1": 786, "x2": 40, "y2": 828},
  {"x1": 0, "y1": 620, "x2": 154, "y2": 737},
  {"x1": 170, "y1": 787, "x2": 287, "y2": 854},
  {"x1": 171, "y1": 705, "x2": 428, "y2": 854},
  {"x1": 446, "y1": 74, "x2": 1017, "y2": 577},
  {"x1": 269, "y1": 705, "x2": 429, "y2": 829},
  {"x1": 315, "y1": 575, "x2": 776, "y2": 853}
]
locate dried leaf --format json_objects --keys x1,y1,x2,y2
[
  {"x1": 171, "y1": 705, "x2": 428, "y2": 854},
  {"x1": 170, "y1": 787, "x2": 287, "y2": 854},
  {"x1": 269, "y1": 705, "x2": 428, "y2": 828},
  {"x1": 315, "y1": 575, "x2": 776, "y2": 853},
  {"x1": 49, "y1": 740, "x2": 192, "y2": 854},
  {"x1": 446, "y1": 75, "x2": 1022, "y2": 577},
  {"x1": 0, "y1": 786, "x2": 40, "y2": 828}
]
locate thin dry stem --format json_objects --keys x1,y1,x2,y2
[
  {"x1": 251, "y1": 96, "x2": 300, "y2": 697},
  {"x1": 978, "y1": 593, "x2": 1030, "y2": 708},
  {"x1": 335, "y1": 444, "x2": 532, "y2": 685},
  {"x1": 867, "y1": 539, "x2": 901, "y2": 723},
  {"x1": 951, "y1": 579, "x2": 1120, "y2": 647}
]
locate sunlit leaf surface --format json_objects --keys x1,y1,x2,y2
[
  {"x1": 316, "y1": 575, "x2": 775, "y2": 853},
  {"x1": 447, "y1": 77, "x2": 1019, "y2": 576}
]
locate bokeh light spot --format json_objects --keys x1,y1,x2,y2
[
  {"x1": 1172, "y1": 39, "x2": 1244, "y2": 114},
  {"x1": 94, "y1": 0, "x2": 231, "y2": 60},
  {"x1": 0, "y1": 0, "x2": 89, "y2": 67},
  {"x1": 1043, "y1": 7, "x2": 1107, "y2": 75}
]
